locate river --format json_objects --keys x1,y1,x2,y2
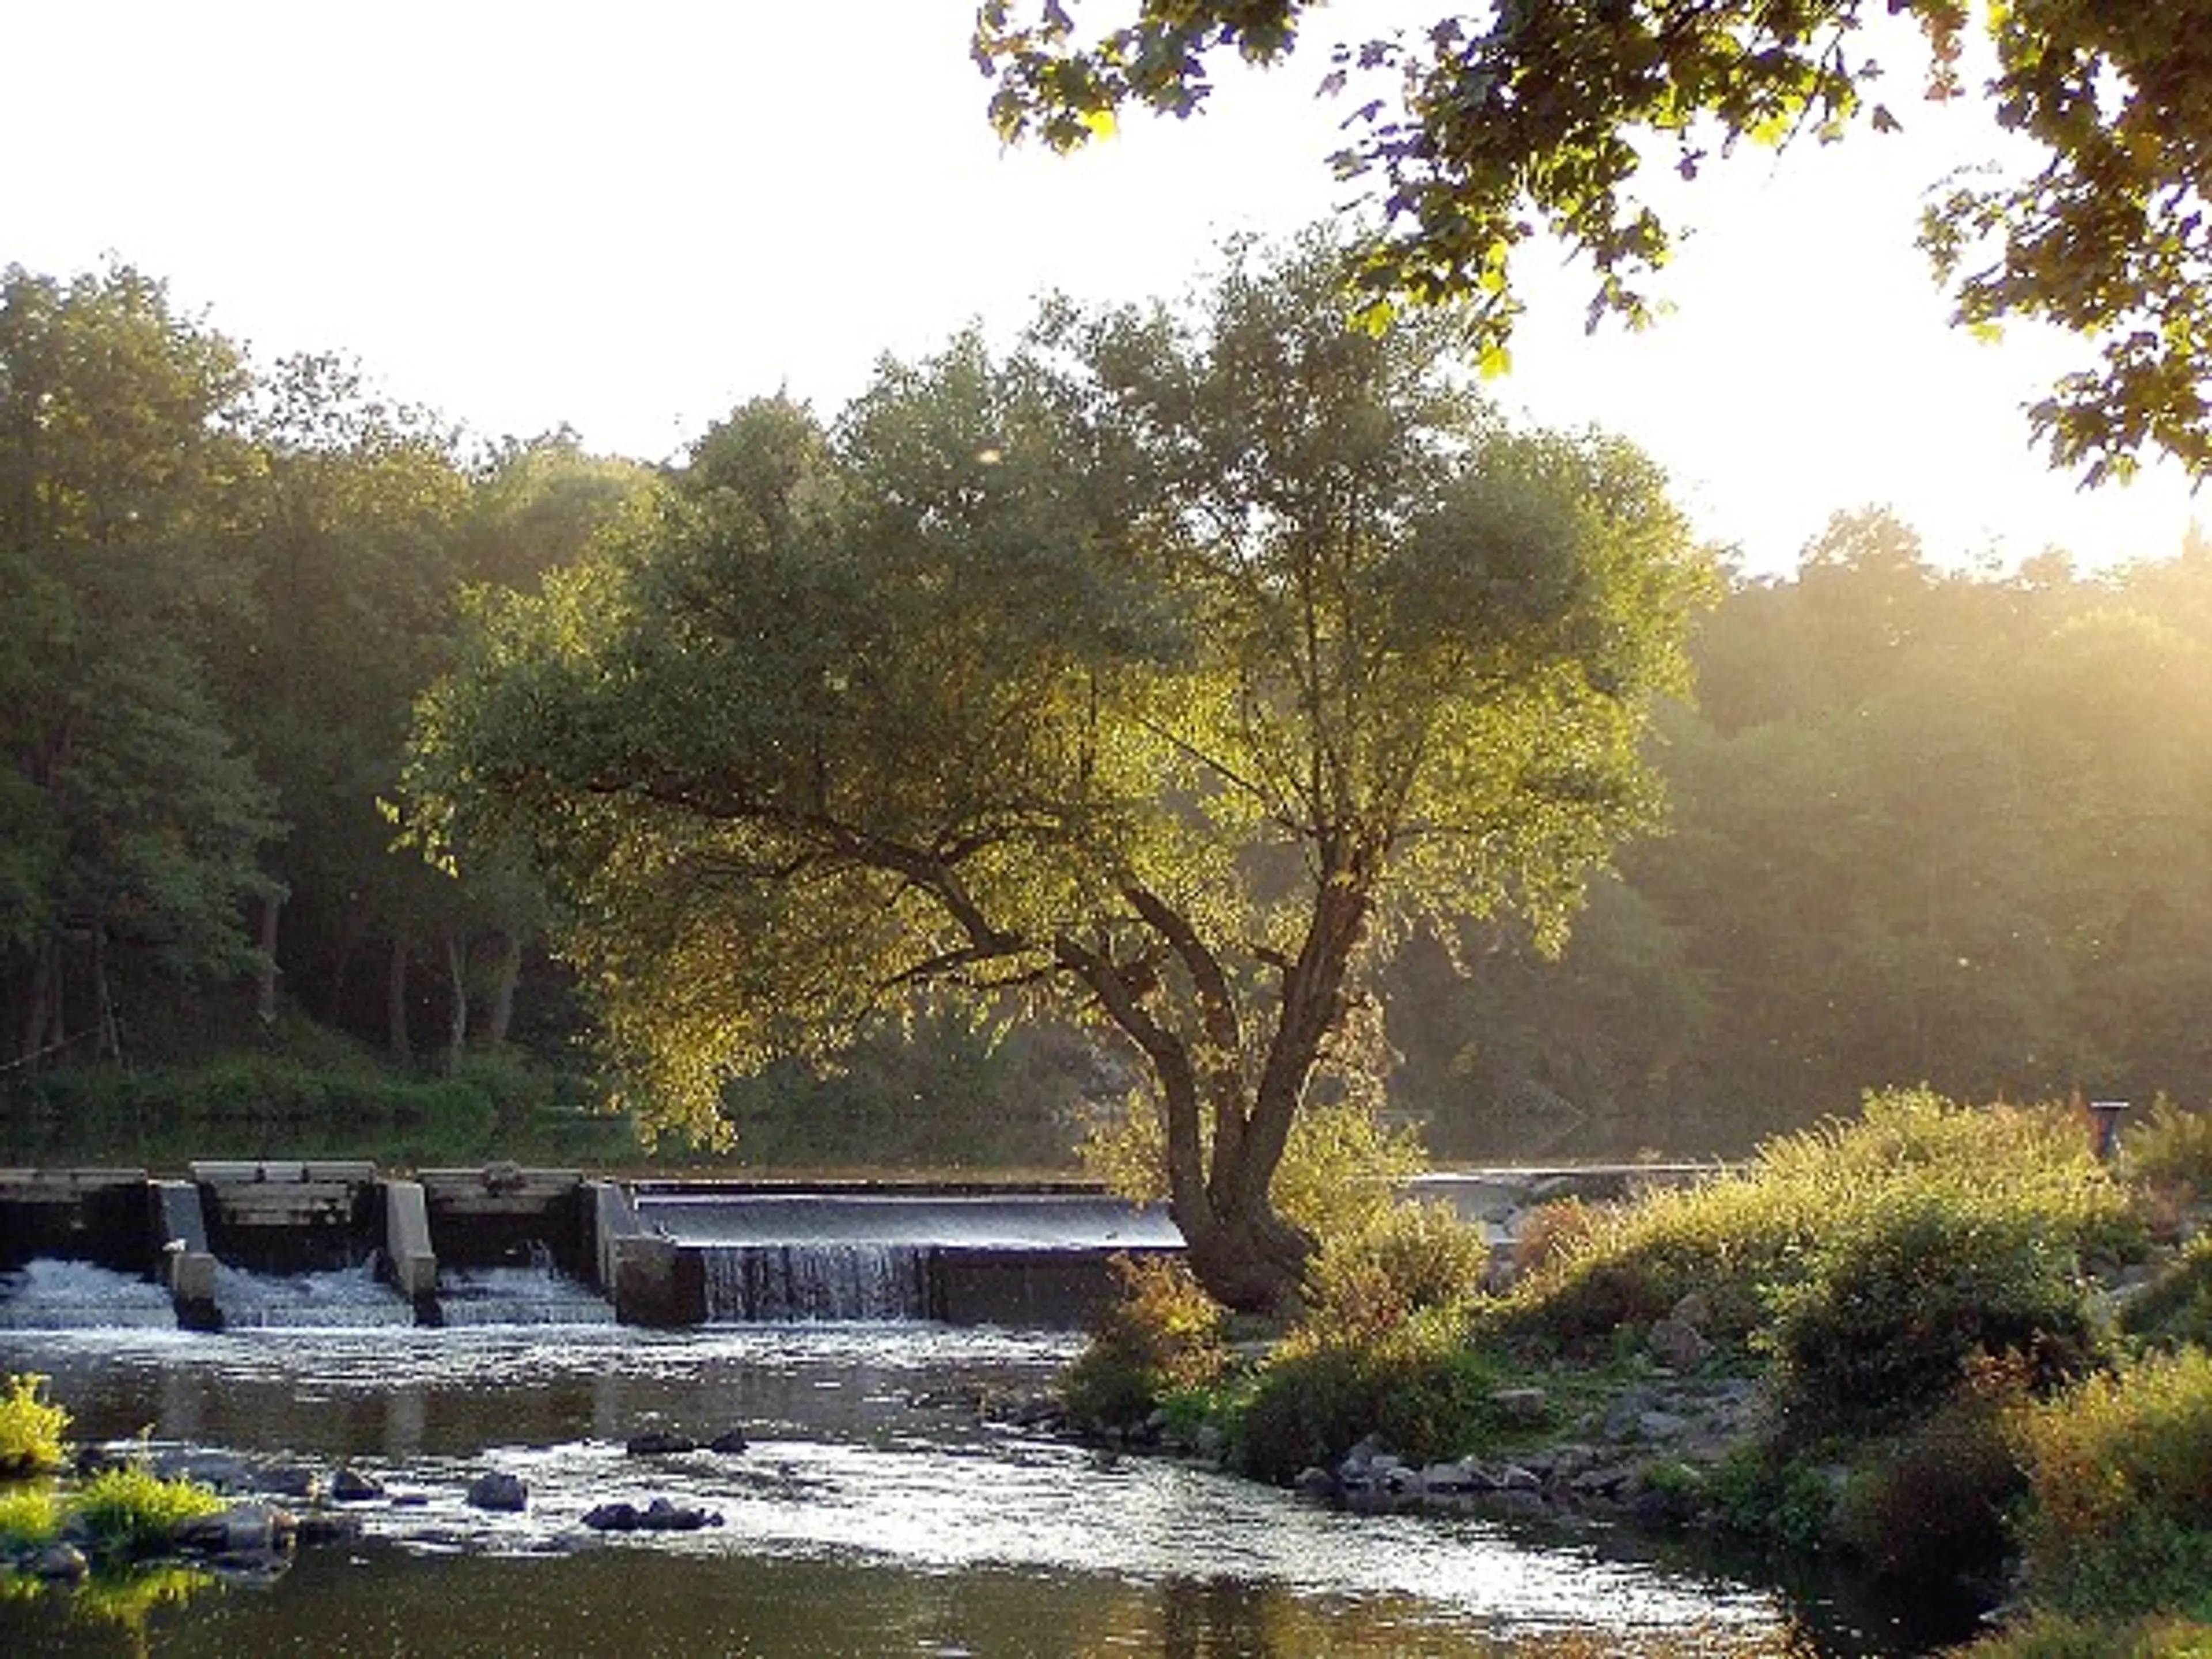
[{"x1": 0, "y1": 1312, "x2": 1978, "y2": 1656}]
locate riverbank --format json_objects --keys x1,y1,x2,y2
[{"x1": 1062, "y1": 1090, "x2": 2212, "y2": 1656}]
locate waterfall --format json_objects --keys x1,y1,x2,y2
[{"x1": 700, "y1": 1242, "x2": 935, "y2": 1322}]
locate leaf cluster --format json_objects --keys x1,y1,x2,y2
[{"x1": 979, "y1": 2, "x2": 2212, "y2": 480}]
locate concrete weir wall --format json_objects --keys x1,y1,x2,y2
[{"x1": 1, "y1": 1165, "x2": 1726, "y2": 1330}]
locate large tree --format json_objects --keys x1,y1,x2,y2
[
  {"x1": 976, "y1": 2, "x2": 2212, "y2": 482},
  {"x1": 406, "y1": 238, "x2": 1711, "y2": 1309},
  {"x1": 0, "y1": 264, "x2": 278, "y2": 1066}
]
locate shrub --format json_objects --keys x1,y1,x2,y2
[
  {"x1": 1761, "y1": 1192, "x2": 2103, "y2": 1441},
  {"x1": 74, "y1": 1463, "x2": 224, "y2": 1558},
  {"x1": 1832, "y1": 1385, "x2": 2027, "y2": 1581},
  {"x1": 2009, "y1": 1347, "x2": 2212, "y2": 1622},
  {"x1": 1234, "y1": 1310, "x2": 1508, "y2": 1483},
  {"x1": 0, "y1": 1375, "x2": 69, "y2": 1479},
  {"x1": 1702, "y1": 1444, "x2": 1841, "y2": 1555},
  {"x1": 2123, "y1": 1096, "x2": 2212, "y2": 1198},
  {"x1": 1061, "y1": 1255, "x2": 1229, "y2": 1431},
  {"x1": 2120, "y1": 1233, "x2": 2212, "y2": 1349},
  {"x1": 1505, "y1": 1089, "x2": 2142, "y2": 1365},
  {"x1": 1302, "y1": 1198, "x2": 1493, "y2": 1336},
  {"x1": 0, "y1": 1484, "x2": 60, "y2": 1550},
  {"x1": 1964, "y1": 1613, "x2": 2212, "y2": 1658}
]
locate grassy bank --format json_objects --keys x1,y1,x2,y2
[{"x1": 1067, "y1": 1089, "x2": 2212, "y2": 1654}]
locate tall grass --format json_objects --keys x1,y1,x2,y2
[
  {"x1": 1505, "y1": 1088, "x2": 2143, "y2": 1358},
  {"x1": 0, "y1": 1376, "x2": 69, "y2": 1479}
]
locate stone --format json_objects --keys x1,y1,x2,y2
[
  {"x1": 252, "y1": 1463, "x2": 324, "y2": 1501},
  {"x1": 330, "y1": 1467, "x2": 386, "y2": 1502},
  {"x1": 1421, "y1": 1459, "x2": 1479, "y2": 1494},
  {"x1": 625, "y1": 1430, "x2": 698, "y2": 1457},
  {"x1": 639, "y1": 1496, "x2": 721, "y2": 1531},
  {"x1": 172, "y1": 1502, "x2": 297, "y2": 1564},
  {"x1": 582, "y1": 1501, "x2": 643, "y2": 1531},
  {"x1": 465, "y1": 1471, "x2": 528, "y2": 1512},
  {"x1": 1647, "y1": 1316, "x2": 1710, "y2": 1371},
  {"x1": 28, "y1": 1543, "x2": 88, "y2": 1582},
  {"x1": 294, "y1": 1510, "x2": 363, "y2": 1547},
  {"x1": 1487, "y1": 1387, "x2": 1549, "y2": 1425},
  {"x1": 1293, "y1": 1465, "x2": 1336, "y2": 1499},
  {"x1": 707, "y1": 1427, "x2": 751, "y2": 1455}
]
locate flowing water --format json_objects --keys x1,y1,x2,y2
[{"x1": 0, "y1": 1267, "x2": 1979, "y2": 1657}]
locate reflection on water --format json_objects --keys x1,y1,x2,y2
[{"x1": 0, "y1": 1323, "x2": 1951, "y2": 1657}]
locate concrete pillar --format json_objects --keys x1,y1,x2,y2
[
  {"x1": 151, "y1": 1179, "x2": 221, "y2": 1331},
  {"x1": 585, "y1": 1180, "x2": 642, "y2": 1297},
  {"x1": 607, "y1": 1233, "x2": 702, "y2": 1327},
  {"x1": 382, "y1": 1180, "x2": 440, "y2": 1321}
]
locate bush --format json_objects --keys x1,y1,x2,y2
[
  {"x1": 0, "y1": 1376, "x2": 69, "y2": 1479},
  {"x1": 0, "y1": 1484, "x2": 60, "y2": 1550},
  {"x1": 1832, "y1": 1384, "x2": 2027, "y2": 1581},
  {"x1": 2123, "y1": 1096, "x2": 2212, "y2": 1197},
  {"x1": 1963, "y1": 1613, "x2": 2212, "y2": 1658},
  {"x1": 1302, "y1": 1198, "x2": 1493, "y2": 1336},
  {"x1": 74, "y1": 1463, "x2": 224, "y2": 1558},
  {"x1": 1061, "y1": 1255, "x2": 1229, "y2": 1431},
  {"x1": 1761, "y1": 1193, "x2": 2103, "y2": 1440},
  {"x1": 2009, "y1": 1347, "x2": 2212, "y2": 1622},
  {"x1": 1505, "y1": 1090, "x2": 2142, "y2": 1366},
  {"x1": 1234, "y1": 1312, "x2": 1509, "y2": 1484},
  {"x1": 2120, "y1": 1233, "x2": 2212, "y2": 1349}
]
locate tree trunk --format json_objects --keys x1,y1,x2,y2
[
  {"x1": 444, "y1": 931, "x2": 468, "y2": 1074},
  {"x1": 255, "y1": 891, "x2": 282, "y2": 1025},
  {"x1": 387, "y1": 933, "x2": 412, "y2": 1063},
  {"x1": 483, "y1": 931, "x2": 522, "y2": 1049},
  {"x1": 18, "y1": 936, "x2": 58, "y2": 1066},
  {"x1": 1173, "y1": 1183, "x2": 1313, "y2": 1315},
  {"x1": 91, "y1": 926, "x2": 120, "y2": 1063}
]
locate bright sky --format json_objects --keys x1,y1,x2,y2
[{"x1": 7, "y1": 1, "x2": 2200, "y2": 577}]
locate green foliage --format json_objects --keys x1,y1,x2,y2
[
  {"x1": 0, "y1": 1376, "x2": 69, "y2": 1479},
  {"x1": 2121, "y1": 1234, "x2": 2212, "y2": 1350},
  {"x1": 2125, "y1": 1098, "x2": 2212, "y2": 1198},
  {"x1": 1832, "y1": 1387, "x2": 2028, "y2": 1582},
  {"x1": 1760, "y1": 1192, "x2": 2103, "y2": 1440},
  {"x1": 0, "y1": 1054, "x2": 624, "y2": 1169},
  {"x1": 2010, "y1": 1347, "x2": 2212, "y2": 1621},
  {"x1": 1234, "y1": 1311, "x2": 1508, "y2": 1484},
  {"x1": 73, "y1": 1463, "x2": 224, "y2": 1558},
  {"x1": 1703, "y1": 1445, "x2": 1842, "y2": 1556},
  {"x1": 980, "y1": 2, "x2": 2212, "y2": 480},
  {"x1": 1508, "y1": 1089, "x2": 2142, "y2": 1362},
  {"x1": 1963, "y1": 1612, "x2": 2212, "y2": 1659},
  {"x1": 0, "y1": 1484, "x2": 60, "y2": 1550},
  {"x1": 1302, "y1": 1198, "x2": 1493, "y2": 1335},
  {"x1": 1061, "y1": 1255, "x2": 1230, "y2": 1431}
]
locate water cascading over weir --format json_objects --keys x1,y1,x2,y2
[
  {"x1": 626, "y1": 1185, "x2": 1184, "y2": 1326},
  {"x1": 0, "y1": 1168, "x2": 1185, "y2": 1330}
]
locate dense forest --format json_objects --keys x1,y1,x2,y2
[{"x1": 4, "y1": 261, "x2": 2207, "y2": 1165}]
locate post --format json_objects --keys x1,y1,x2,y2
[{"x1": 2088, "y1": 1099, "x2": 2128, "y2": 1162}]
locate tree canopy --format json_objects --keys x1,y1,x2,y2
[
  {"x1": 406, "y1": 236, "x2": 1714, "y2": 1308},
  {"x1": 975, "y1": 1, "x2": 2212, "y2": 483}
]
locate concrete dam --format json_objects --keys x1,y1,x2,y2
[{"x1": 0, "y1": 1165, "x2": 1183, "y2": 1331}]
